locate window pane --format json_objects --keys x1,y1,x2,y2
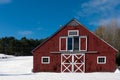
[
  {"x1": 68, "y1": 30, "x2": 79, "y2": 36},
  {"x1": 97, "y1": 56, "x2": 106, "y2": 64},
  {"x1": 69, "y1": 32, "x2": 77, "y2": 35},
  {"x1": 99, "y1": 58, "x2": 105, "y2": 62},
  {"x1": 74, "y1": 37, "x2": 79, "y2": 50},
  {"x1": 68, "y1": 38, "x2": 72, "y2": 50},
  {"x1": 43, "y1": 58, "x2": 48, "y2": 62}
]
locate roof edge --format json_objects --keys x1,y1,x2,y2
[
  {"x1": 32, "y1": 18, "x2": 118, "y2": 54},
  {"x1": 75, "y1": 19, "x2": 118, "y2": 52},
  {"x1": 32, "y1": 19, "x2": 76, "y2": 53}
]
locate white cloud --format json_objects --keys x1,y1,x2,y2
[
  {"x1": 76, "y1": 0, "x2": 120, "y2": 17},
  {"x1": 89, "y1": 18, "x2": 120, "y2": 28},
  {"x1": 0, "y1": 0, "x2": 12, "y2": 4},
  {"x1": 75, "y1": 0, "x2": 120, "y2": 27},
  {"x1": 18, "y1": 31, "x2": 33, "y2": 35}
]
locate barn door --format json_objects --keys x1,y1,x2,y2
[
  {"x1": 61, "y1": 54, "x2": 72, "y2": 72},
  {"x1": 73, "y1": 54, "x2": 85, "y2": 72},
  {"x1": 61, "y1": 54, "x2": 85, "y2": 73}
]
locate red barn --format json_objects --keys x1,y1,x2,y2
[{"x1": 32, "y1": 19, "x2": 117, "y2": 73}]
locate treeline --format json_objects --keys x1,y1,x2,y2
[
  {"x1": 94, "y1": 20, "x2": 120, "y2": 66},
  {"x1": 0, "y1": 37, "x2": 47, "y2": 56}
]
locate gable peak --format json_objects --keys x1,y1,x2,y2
[{"x1": 67, "y1": 19, "x2": 80, "y2": 26}]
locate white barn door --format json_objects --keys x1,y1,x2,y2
[{"x1": 61, "y1": 54, "x2": 85, "y2": 73}]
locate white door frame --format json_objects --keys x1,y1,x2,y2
[{"x1": 61, "y1": 53, "x2": 85, "y2": 73}]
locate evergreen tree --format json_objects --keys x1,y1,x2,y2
[{"x1": 0, "y1": 37, "x2": 46, "y2": 56}]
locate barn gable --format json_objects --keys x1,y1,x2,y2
[
  {"x1": 32, "y1": 19, "x2": 117, "y2": 73},
  {"x1": 32, "y1": 19, "x2": 117, "y2": 53}
]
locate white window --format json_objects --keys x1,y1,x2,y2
[
  {"x1": 67, "y1": 37, "x2": 79, "y2": 51},
  {"x1": 59, "y1": 36, "x2": 87, "y2": 52},
  {"x1": 68, "y1": 30, "x2": 79, "y2": 36},
  {"x1": 97, "y1": 56, "x2": 106, "y2": 64},
  {"x1": 41, "y1": 56, "x2": 50, "y2": 64}
]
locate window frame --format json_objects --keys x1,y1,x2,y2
[
  {"x1": 67, "y1": 37, "x2": 73, "y2": 51},
  {"x1": 79, "y1": 36, "x2": 87, "y2": 51},
  {"x1": 59, "y1": 37, "x2": 67, "y2": 51},
  {"x1": 68, "y1": 30, "x2": 79, "y2": 36},
  {"x1": 41, "y1": 56, "x2": 50, "y2": 64},
  {"x1": 59, "y1": 36, "x2": 87, "y2": 52},
  {"x1": 97, "y1": 56, "x2": 106, "y2": 64}
]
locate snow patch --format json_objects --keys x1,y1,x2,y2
[
  {"x1": 0, "y1": 54, "x2": 14, "y2": 59},
  {"x1": 0, "y1": 55, "x2": 33, "y2": 74},
  {"x1": 0, "y1": 54, "x2": 120, "y2": 80},
  {"x1": 115, "y1": 68, "x2": 120, "y2": 73}
]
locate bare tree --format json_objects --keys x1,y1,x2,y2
[{"x1": 95, "y1": 19, "x2": 120, "y2": 50}]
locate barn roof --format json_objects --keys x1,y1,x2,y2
[{"x1": 32, "y1": 18, "x2": 118, "y2": 53}]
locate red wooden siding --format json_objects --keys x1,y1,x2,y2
[
  {"x1": 85, "y1": 53, "x2": 116, "y2": 72},
  {"x1": 32, "y1": 19, "x2": 117, "y2": 73},
  {"x1": 60, "y1": 37, "x2": 66, "y2": 51},
  {"x1": 80, "y1": 37, "x2": 87, "y2": 51}
]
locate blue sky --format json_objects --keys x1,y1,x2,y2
[{"x1": 0, "y1": 0, "x2": 120, "y2": 39}]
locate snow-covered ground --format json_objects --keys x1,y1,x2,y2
[{"x1": 0, "y1": 54, "x2": 120, "y2": 80}]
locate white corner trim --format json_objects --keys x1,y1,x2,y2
[
  {"x1": 41, "y1": 56, "x2": 50, "y2": 64},
  {"x1": 97, "y1": 56, "x2": 106, "y2": 64}
]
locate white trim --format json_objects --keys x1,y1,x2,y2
[
  {"x1": 68, "y1": 30, "x2": 79, "y2": 36},
  {"x1": 61, "y1": 54, "x2": 72, "y2": 73},
  {"x1": 50, "y1": 52, "x2": 61, "y2": 53},
  {"x1": 97, "y1": 56, "x2": 106, "y2": 64},
  {"x1": 41, "y1": 56, "x2": 50, "y2": 64},
  {"x1": 60, "y1": 36, "x2": 87, "y2": 52},
  {"x1": 72, "y1": 54, "x2": 74, "y2": 72},
  {"x1": 50, "y1": 51, "x2": 98, "y2": 54},
  {"x1": 72, "y1": 37, "x2": 74, "y2": 51},
  {"x1": 61, "y1": 54, "x2": 62, "y2": 73},
  {"x1": 59, "y1": 37, "x2": 67, "y2": 51},
  {"x1": 67, "y1": 37, "x2": 73, "y2": 52},
  {"x1": 67, "y1": 36, "x2": 80, "y2": 52},
  {"x1": 79, "y1": 36, "x2": 87, "y2": 51},
  {"x1": 61, "y1": 54, "x2": 85, "y2": 73},
  {"x1": 79, "y1": 36, "x2": 81, "y2": 51},
  {"x1": 84, "y1": 54, "x2": 85, "y2": 72}
]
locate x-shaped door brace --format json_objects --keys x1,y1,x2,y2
[
  {"x1": 62, "y1": 64, "x2": 72, "y2": 72},
  {"x1": 61, "y1": 54, "x2": 85, "y2": 73},
  {"x1": 62, "y1": 54, "x2": 72, "y2": 63},
  {"x1": 74, "y1": 63, "x2": 84, "y2": 72}
]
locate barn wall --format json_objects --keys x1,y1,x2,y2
[
  {"x1": 33, "y1": 21, "x2": 117, "y2": 72},
  {"x1": 33, "y1": 52, "x2": 61, "y2": 72},
  {"x1": 85, "y1": 52, "x2": 116, "y2": 72},
  {"x1": 85, "y1": 33, "x2": 116, "y2": 72}
]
